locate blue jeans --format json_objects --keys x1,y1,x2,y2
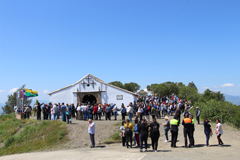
[
  {"x1": 205, "y1": 132, "x2": 210, "y2": 146},
  {"x1": 165, "y1": 129, "x2": 169, "y2": 141},
  {"x1": 88, "y1": 112, "x2": 92, "y2": 119},
  {"x1": 83, "y1": 111, "x2": 88, "y2": 121},
  {"x1": 67, "y1": 114, "x2": 72, "y2": 124},
  {"x1": 49, "y1": 113, "x2": 51, "y2": 120},
  {"x1": 98, "y1": 112, "x2": 102, "y2": 120},
  {"x1": 128, "y1": 113, "x2": 132, "y2": 121},
  {"x1": 162, "y1": 109, "x2": 165, "y2": 117},
  {"x1": 113, "y1": 112, "x2": 117, "y2": 120},
  {"x1": 62, "y1": 112, "x2": 66, "y2": 122}
]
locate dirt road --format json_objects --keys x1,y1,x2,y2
[{"x1": 2, "y1": 115, "x2": 240, "y2": 160}]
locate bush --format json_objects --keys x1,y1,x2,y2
[
  {"x1": 193, "y1": 99, "x2": 240, "y2": 128},
  {"x1": 4, "y1": 136, "x2": 15, "y2": 147}
]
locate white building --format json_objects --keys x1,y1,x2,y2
[{"x1": 48, "y1": 74, "x2": 138, "y2": 107}]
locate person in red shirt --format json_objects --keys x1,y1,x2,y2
[{"x1": 93, "y1": 105, "x2": 98, "y2": 120}]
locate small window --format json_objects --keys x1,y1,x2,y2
[{"x1": 116, "y1": 95, "x2": 123, "y2": 100}]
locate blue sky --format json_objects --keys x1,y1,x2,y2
[{"x1": 0, "y1": 0, "x2": 240, "y2": 103}]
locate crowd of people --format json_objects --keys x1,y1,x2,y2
[{"x1": 14, "y1": 94, "x2": 224, "y2": 151}]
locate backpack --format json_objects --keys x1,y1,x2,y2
[
  {"x1": 125, "y1": 125, "x2": 131, "y2": 134},
  {"x1": 152, "y1": 124, "x2": 159, "y2": 134}
]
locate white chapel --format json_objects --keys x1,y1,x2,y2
[{"x1": 48, "y1": 74, "x2": 138, "y2": 107}]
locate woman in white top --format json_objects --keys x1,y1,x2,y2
[
  {"x1": 215, "y1": 119, "x2": 224, "y2": 146},
  {"x1": 137, "y1": 105, "x2": 143, "y2": 121}
]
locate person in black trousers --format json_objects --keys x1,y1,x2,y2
[
  {"x1": 138, "y1": 119, "x2": 149, "y2": 152},
  {"x1": 170, "y1": 116, "x2": 179, "y2": 148},
  {"x1": 120, "y1": 121, "x2": 126, "y2": 146},
  {"x1": 149, "y1": 118, "x2": 160, "y2": 152},
  {"x1": 182, "y1": 113, "x2": 194, "y2": 148},
  {"x1": 37, "y1": 102, "x2": 43, "y2": 120}
]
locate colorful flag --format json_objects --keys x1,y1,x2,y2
[{"x1": 23, "y1": 89, "x2": 38, "y2": 97}]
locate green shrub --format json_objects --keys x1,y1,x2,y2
[{"x1": 4, "y1": 136, "x2": 15, "y2": 147}]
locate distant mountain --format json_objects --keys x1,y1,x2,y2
[{"x1": 224, "y1": 94, "x2": 240, "y2": 105}]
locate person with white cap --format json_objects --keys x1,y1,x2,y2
[{"x1": 196, "y1": 107, "x2": 200, "y2": 124}]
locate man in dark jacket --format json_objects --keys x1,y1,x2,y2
[
  {"x1": 182, "y1": 113, "x2": 193, "y2": 148},
  {"x1": 37, "y1": 102, "x2": 43, "y2": 120}
]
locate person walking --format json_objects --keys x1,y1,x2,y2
[
  {"x1": 162, "y1": 116, "x2": 170, "y2": 142},
  {"x1": 138, "y1": 119, "x2": 149, "y2": 152},
  {"x1": 143, "y1": 107, "x2": 149, "y2": 123},
  {"x1": 120, "y1": 121, "x2": 126, "y2": 147},
  {"x1": 215, "y1": 119, "x2": 224, "y2": 146},
  {"x1": 121, "y1": 104, "x2": 126, "y2": 120},
  {"x1": 88, "y1": 119, "x2": 95, "y2": 148},
  {"x1": 124, "y1": 119, "x2": 133, "y2": 148},
  {"x1": 149, "y1": 118, "x2": 160, "y2": 152},
  {"x1": 196, "y1": 107, "x2": 200, "y2": 124},
  {"x1": 182, "y1": 113, "x2": 194, "y2": 148},
  {"x1": 170, "y1": 116, "x2": 179, "y2": 148},
  {"x1": 204, "y1": 118, "x2": 211, "y2": 147}
]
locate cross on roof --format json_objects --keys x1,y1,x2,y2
[
  {"x1": 86, "y1": 75, "x2": 92, "y2": 86},
  {"x1": 81, "y1": 81, "x2": 87, "y2": 88},
  {"x1": 90, "y1": 81, "x2": 96, "y2": 88}
]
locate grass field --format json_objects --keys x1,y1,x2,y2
[{"x1": 0, "y1": 113, "x2": 68, "y2": 156}]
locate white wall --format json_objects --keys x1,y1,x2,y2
[
  {"x1": 101, "y1": 84, "x2": 135, "y2": 108},
  {"x1": 50, "y1": 86, "x2": 73, "y2": 105}
]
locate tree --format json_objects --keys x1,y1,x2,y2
[
  {"x1": 146, "y1": 85, "x2": 151, "y2": 91},
  {"x1": 176, "y1": 82, "x2": 185, "y2": 90},
  {"x1": 2, "y1": 85, "x2": 32, "y2": 114},
  {"x1": 109, "y1": 81, "x2": 124, "y2": 89},
  {"x1": 198, "y1": 89, "x2": 225, "y2": 103},
  {"x1": 164, "y1": 81, "x2": 179, "y2": 95},
  {"x1": 138, "y1": 90, "x2": 148, "y2": 96},
  {"x1": 179, "y1": 85, "x2": 199, "y2": 105},
  {"x1": 188, "y1": 81, "x2": 198, "y2": 92},
  {"x1": 123, "y1": 82, "x2": 140, "y2": 92},
  {"x1": 151, "y1": 83, "x2": 169, "y2": 98}
]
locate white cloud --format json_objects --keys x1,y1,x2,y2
[
  {"x1": 8, "y1": 88, "x2": 18, "y2": 94},
  {"x1": 43, "y1": 90, "x2": 50, "y2": 94},
  {"x1": 221, "y1": 83, "x2": 234, "y2": 87},
  {"x1": 0, "y1": 90, "x2": 6, "y2": 93},
  {"x1": 213, "y1": 86, "x2": 218, "y2": 88}
]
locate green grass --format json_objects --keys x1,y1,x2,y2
[{"x1": 0, "y1": 113, "x2": 68, "y2": 156}]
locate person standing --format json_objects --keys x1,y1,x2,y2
[
  {"x1": 105, "y1": 104, "x2": 111, "y2": 120},
  {"x1": 127, "y1": 105, "x2": 133, "y2": 121},
  {"x1": 182, "y1": 113, "x2": 193, "y2": 148},
  {"x1": 83, "y1": 104, "x2": 88, "y2": 121},
  {"x1": 175, "y1": 107, "x2": 181, "y2": 126},
  {"x1": 215, "y1": 119, "x2": 224, "y2": 146},
  {"x1": 97, "y1": 104, "x2": 102, "y2": 120},
  {"x1": 133, "y1": 120, "x2": 140, "y2": 147},
  {"x1": 137, "y1": 105, "x2": 143, "y2": 121},
  {"x1": 162, "y1": 116, "x2": 170, "y2": 142},
  {"x1": 189, "y1": 115, "x2": 195, "y2": 146},
  {"x1": 143, "y1": 107, "x2": 149, "y2": 123},
  {"x1": 196, "y1": 107, "x2": 200, "y2": 124},
  {"x1": 93, "y1": 104, "x2": 98, "y2": 120},
  {"x1": 170, "y1": 116, "x2": 179, "y2": 148},
  {"x1": 138, "y1": 119, "x2": 149, "y2": 152},
  {"x1": 151, "y1": 106, "x2": 156, "y2": 120},
  {"x1": 42, "y1": 104, "x2": 48, "y2": 120},
  {"x1": 124, "y1": 119, "x2": 133, "y2": 148},
  {"x1": 71, "y1": 103, "x2": 75, "y2": 117},
  {"x1": 121, "y1": 104, "x2": 126, "y2": 120},
  {"x1": 66, "y1": 104, "x2": 72, "y2": 124},
  {"x1": 149, "y1": 118, "x2": 160, "y2": 152},
  {"x1": 88, "y1": 119, "x2": 95, "y2": 148},
  {"x1": 61, "y1": 103, "x2": 67, "y2": 122},
  {"x1": 112, "y1": 104, "x2": 118, "y2": 120},
  {"x1": 204, "y1": 118, "x2": 211, "y2": 147},
  {"x1": 120, "y1": 121, "x2": 126, "y2": 146},
  {"x1": 24, "y1": 105, "x2": 31, "y2": 119}
]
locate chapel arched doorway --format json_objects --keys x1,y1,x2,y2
[{"x1": 82, "y1": 94, "x2": 97, "y2": 105}]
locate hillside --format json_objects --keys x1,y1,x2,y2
[{"x1": 225, "y1": 94, "x2": 240, "y2": 105}]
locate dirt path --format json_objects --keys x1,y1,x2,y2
[{"x1": 3, "y1": 115, "x2": 240, "y2": 160}]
